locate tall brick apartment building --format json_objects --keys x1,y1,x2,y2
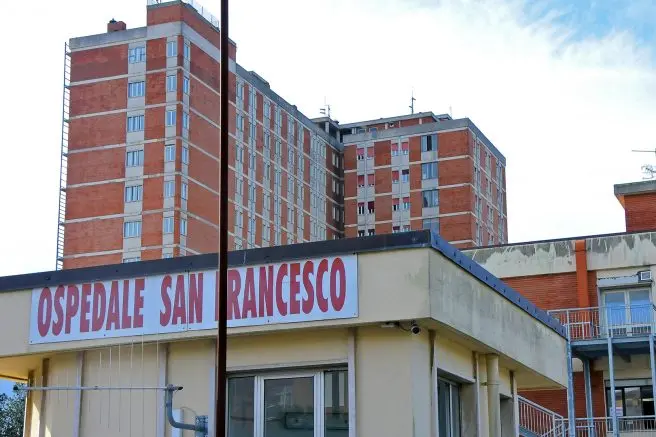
[
  {"x1": 337, "y1": 113, "x2": 507, "y2": 247},
  {"x1": 58, "y1": 0, "x2": 506, "y2": 269}
]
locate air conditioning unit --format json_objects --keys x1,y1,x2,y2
[{"x1": 639, "y1": 270, "x2": 653, "y2": 282}]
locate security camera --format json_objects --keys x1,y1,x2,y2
[{"x1": 410, "y1": 320, "x2": 421, "y2": 335}]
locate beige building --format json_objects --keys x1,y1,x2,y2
[{"x1": 0, "y1": 230, "x2": 567, "y2": 437}]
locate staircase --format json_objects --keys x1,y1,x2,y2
[{"x1": 519, "y1": 396, "x2": 564, "y2": 437}]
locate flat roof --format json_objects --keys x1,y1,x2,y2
[
  {"x1": 614, "y1": 180, "x2": 656, "y2": 205},
  {"x1": 0, "y1": 231, "x2": 565, "y2": 338},
  {"x1": 339, "y1": 112, "x2": 448, "y2": 129}
]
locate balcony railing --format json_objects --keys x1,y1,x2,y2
[
  {"x1": 548, "y1": 304, "x2": 656, "y2": 341},
  {"x1": 518, "y1": 396, "x2": 564, "y2": 437},
  {"x1": 555, "y1": 416, "x2": 656, "y2": 437}
]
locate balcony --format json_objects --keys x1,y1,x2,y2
[{"x1": 549, "y1": 304, "x2": 656, "y2": 342}]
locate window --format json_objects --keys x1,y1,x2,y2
[
  {"x1": 358, "y1": 230, "x2": 365, "y2": 237},
  {"x1": 423, "y1": 218, "x2": 439, "y2": 233},
  {"x1": 367, "y1": 148, "x2": 374, "y2": 160},
  {"x1": 166, "y1": 40, "x2": 177, "y2": 57},
  {"x1": 166, "y1": 75, "x2": 177, "y2": 92},
  {"x1": 181, "y1": 182, "x2": 188, "y2": 200},
  {"x1": 422, "y1": 190, "x2": 439, "y2": 208},
  {"x1": 422, "y1": 162, "x2": 438, "y2": 180},
  {"x1": 183, "y1": 112, "x2": 189, "y2": 129},
  {"x1": 165, "y1": 144, "x2": 175, "y2": 162},
  {"x1": 166, "y1": 110, "x2": 176, "y2": 126},
  {"x1": 421, "y1": 134, "x2": 438, "y2": 152},
  {"x1": 485, "y1": 152, "x2": 491, "y2": 173},
  {"x1": 367, "y1": 174, "x2": 375, "y2": 187},
  {"x1": 180, "y1": 218, "x2": 187, "y2": 236},
  {"x1": 163, "y1": 253, "x2": 173, "y2": 259},
  {"x1": 183, "y1": 43, "x2": 190, "y2": 60},
  {"x1": 603, "y1": 288, "x2": 652, "y2": 334},
  {"x1": 128, "y1": 81, "x2": 145, "y2": 98},
  {"x1": 164, "y1": 181, "x2": 175, "y2": 198},
  {"x1": 392, "y1": 171, "x2": 399, "y2": 184},
  {"x1": 357, "y1": 175, "x2": 364, "y2": 187},
  {"x1": 163, "y1": 217, "x2": 174, "y2": 234},
  {"x1": 357, "y1": 202, "x2": 365, "y2": 215},
  {"x1": 368, "y1": 229, "x2": 375, "y2": 236},
  {"x1": 606, "y1": 385, "x2": 654, "y2": 419},
  {"x1": 128, "y1": 46, "x2": 146, "y2": 64},
  {"x1": 123, "y1": 221, "x2": 141, "y2": 238},
  {"x1": 393, "y1": 199, "x2": 400, "y2": 212},
  {"x1": 367, "y1": 201, "x2": 374, "y2": 214},
  {"x1": 357, "y1": 149, "x2": 365, "y2": 161},
  {"x1": 182, "y1": 146, "x2": 189, "y2": 164},
  {"x1": 124, "y1": 185, "x2": 142, "y2": 202},
  {"x1": 127, "y1": 115, "x2": 144, "y2": 132},
  {"x1": 126, "y1": 150, "x2": 144, "y2": 167},
  {"x1": 393, "y1": 226, "x2": 400, "y2": 233},
  {"x1": 438, "y1": 379, "x2": 461, "y2": 437},
  {"x1": 122, "y1": 257, "x2": 141, "y2": 263},
  {"x1": 391, "y1": 144, "x2": 399, "y2": 156},
  {"x1": 236, "y1": 81, "x2": 244, "y2": 107},
  {"x1": 403, "y1": 197, "x2": 410, "y2": 210},
  {"x1": 236, "y1": 114, "x2": 244, "y2": 134},
  {"x1": 402, "y1": 225, "x2": 410, "y2": 232},
  {"x1": 402, "y1": 142, "x2": 409, "y2": 155},
  {"x1": 476, "y1": 222, "x2": 482, "y2": 244},
  {"x1": 264, "y1": 100, "x2": 271, "y2": 127},
  {"x1": 401, "y1": 169, "x2": 409, "y2": 183},
  {"x1": 487, "y1": 177, "x2": 492, "y2": 197},
  {"x1": 183, "y1": 76, "x2": 190, "y2": 94}
]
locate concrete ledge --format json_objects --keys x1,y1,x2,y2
[{"x1": 614, "y1": 180, "x2": 656, "y2": 201}]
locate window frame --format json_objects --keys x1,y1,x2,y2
[
  {"x1": 128, "y1": 81, "x2": 145, "y2": 98},
  {"x1": 127, "y1": 115, "x2": 144, "y2": 132},
  {"x1": 163, "y1": 216, "x2": 174, "y2": 234},
  {"x1": 166, "y1": 74, "x2": 177, "y2": 92},
  {"x1": 166, "y1": 40, "x2": 177, "y2": 57},
  {"x1": 166, "y1": 109, "x2": 176, "y2": 127},
  {"x1": 164, "y1": 144, "x2": 175, "y2": 162}
]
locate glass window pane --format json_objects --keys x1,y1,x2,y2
[
  {"x1": 325, "y1": 370, "x2": 348, "y2": 437},
  {"x1": 264, "y1": 377, "x2": 314, "y2": 437},
  {"x1": 451, "y1": 385, "x2": 460, "y2": 437},
  {"x1": 438, "y1": 380, "x2": 451, "y2": 437},
  {"x1": 625, "y1": 387, "x2": 643, "y2": 417},
  {"x1": 604, "y1": 292, "x2": 627, "y2": 327},
  {"x1": 228, "y1": 377, "x2": 254, "y2": 437}
]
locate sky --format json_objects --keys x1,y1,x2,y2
[{"x1": 0, "y1": 0, "x2": 654, "y2": 280}]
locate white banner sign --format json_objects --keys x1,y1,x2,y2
[{"x1": 29, "y1": 255, "x2": 357, "y2": 344}]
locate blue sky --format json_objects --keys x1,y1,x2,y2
[{"x1": 0, "y1": 0, "x2": 654, "y2": 279}]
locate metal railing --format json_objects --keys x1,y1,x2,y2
[
  {"x1": 519, "y1": 396, "x2": 564, "y2": 437},
  {"x1": 147, "y1": 0, "x2": 219, "y2": 28},
  {"x1": 548, "y1": 305, "x2": 656, "y2": 341},
  {"x1": 555, "y1": 416, "x2": 656, "y2": 437}
]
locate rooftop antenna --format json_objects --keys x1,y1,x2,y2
[
  {"x1": 319, "y1": 98, "x2": 331, "y2": 118},
  {"x1": 409, "y1": 90, "x2": 416, "y2": 115},
  {"x1": 632, "y1": 149, "x2": 656, "y2": 179}
]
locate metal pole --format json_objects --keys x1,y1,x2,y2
[
  {"x1": 607, "y1": 337, "x2": 619, "y2": 437},
  {"x1": 649, "y1": 334, "x2": 656, "y2": 428},
  {"x1": 583, "y1": 359, "x2": 594, "y2": 437},
  {"x1": 215, "y1": 0, "x2": 229, "y2": 436},
  {"x1": 566, "y1": 340, "x2": 576, "y2": 437}
]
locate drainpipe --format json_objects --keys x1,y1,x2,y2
[
  {"x1": 574, "y1": 240, "x2": 590, "y2": 308},
  {"x1": 166, "y1": 385, "x2": 208, "y2": 435},
  {"x1": 486, "y1": 354, "x2": 501, "y2": 437}
]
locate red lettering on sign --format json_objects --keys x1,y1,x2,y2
[
  {"x1": 134, "y1": 278, "x2": 145, "y2": 328},
  {"x1": 259, "y1": 266, "x2": 274, "y2": 318},
  {"x1": 37, "y1": 287, "x2": 52, "y2": 337},
  {"x1": 92, "y1": 283, "x2": 106, "y2": 332},
  {"x1": 242, "y1": 268, "x2": 257, "y2": 319},
  {"x1": 189, "y1": 273, "x2": 203, "y2": 324},
  {"x1": 275, "y1": 264, "x2": 288, "y2": 316},
  {"x1": 330, "y1": 257, "x2": 346, "y2": 311},
  {"x1": 172, "y1": 275, "x2": 186, "y2": 325},
  {"x1": 80, "y1": 284, "x2": 91, "y2": 333},
  {"x1": 121, "y1": 280, "x2": 132, "y2": 329},
  {"x1": 160, "y1": 275, "x2": 172, "y2": 327},
  {"x1": 227, "y1": 270, "x2": 241, "y2": 320},
  {"x1": 302, "y1": 261, "x2": 315, "y2": 314},
  {"x1": 106, "y1": 281, "x2": 120, "y2": 331},
  {"x1": 65, "y1": 285, "x2": 80, "y2": 334},
  {"x1": 316, "y1": 259, "x2": 329, "y2": 312},
  {"x1": 289, "y1": 263, "x2": 301, "y2": 315},
  {"x1": 52, "y1": 286, "x2": 65, "y2": 336}
]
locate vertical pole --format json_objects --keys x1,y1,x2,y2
[
  {"x1": 486, "y1": 354, "x2": 501, "y2": 437},
  {"x1": 583, "y1": 359, "x2": 594, "y2": 437},
  {"x1": 566, "y1": 327, "x2": 576, "y2": 437},
  {"x1": 649, "y1": 334, "x2": 656, "y2": 428},
  {"x1": 215, "y1": 0, "x2": 230, "y2": 436},
  {"x1": 607, "y1": 337, "x2": 618, "y2": 437},
  {"x1": 347, "y1": 328, "x2": 357, "y2": 437}
]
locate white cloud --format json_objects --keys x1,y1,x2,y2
[{"x1": 0, "y1": 0, "x2": 654, "y2": 275}]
